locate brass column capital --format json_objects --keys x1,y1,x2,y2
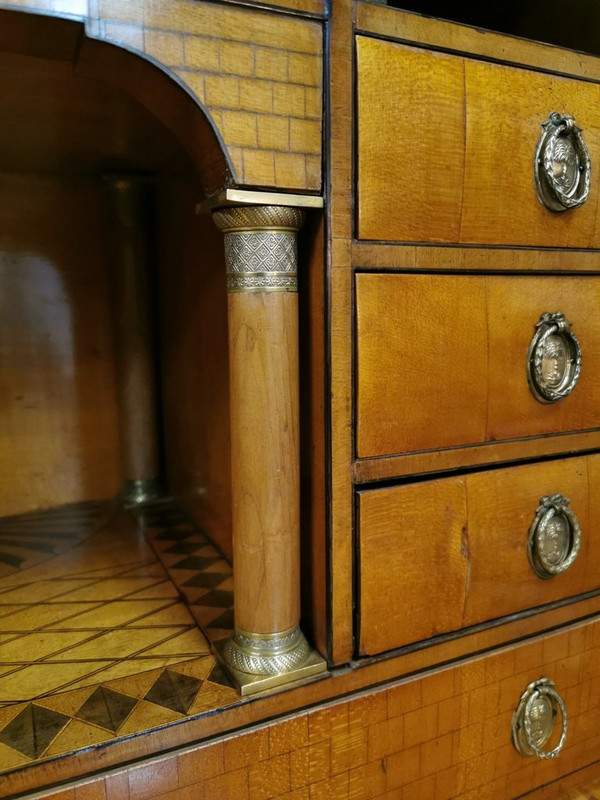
[{"x1": 212, "y1": 205, "x2": 306, "y2": 293}]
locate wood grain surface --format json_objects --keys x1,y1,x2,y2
[
  {"x1": 357, "y1": 37, "x2": 465, "y2": 243},
  {"x1": 357, "y1": 35, "x2": 600, "y2": 247},
  {"x1": 358, "y1": 476, "x2": 469, "y2": 654},
  {"x1": 357, "y1": 3, "x2": 600, "y2": 82},
  {"x1": 227, "y1": 291, "x2": 300, "y2": 635},
  {"x1": 28, "y1": 614, "x2": 600, "y2": 800},
  {"x1": 359, "y1": 454, "x2": 600, "y2": 656},
  {"x1": 0, "y1": 173, "x2": 122, "y2": 516},
  {"x1": 352, "y1": 242, "x2": 600, "y2": 273},
  {"x1": 461, "y1": 59, "x2": 600, "y2": 247},
  {"x1": 325, "y1": 0, "x2": 355, "y2": 666},
  {"x1": 9, "y1": 591, "x2": 600, "y2": 797},
  {"x1": 354, "y1": 429, "x2": 600, "y2": 484},
  {"x1": 356, "y1": 273, "x2": 600, "y2": 460}
]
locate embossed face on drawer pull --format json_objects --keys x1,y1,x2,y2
[
  {"x1": 512, "y1": 678, "x2": 568, "y2": 759},
  {"x1": 526, "y1": 312, "x2": 582, "y2": 403},
  {"x1": 527, "y1": 493, "x2": 581, "y2": 578},
  {"x1": 535, "y1": 112, "x2": 591, "y2": 212}
]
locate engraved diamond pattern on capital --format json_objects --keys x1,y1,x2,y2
[{"x1": 224, "y1": 231, "x2": 297, "y2": 291}]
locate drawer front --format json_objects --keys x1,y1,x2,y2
[
  {"x1": 358, "y1": 454, "x2": 600, "y2": 656},
  {"x1": 356, "y1": 273, "x2": 600, "y2": 459},
  {"x1": 357, "y1": 35, "x2": 600, "y2": 246},
  {"x1": 352, "y1": 618, "x2": 600, "y2": 799}
]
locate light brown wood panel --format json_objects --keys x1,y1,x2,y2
[
  {"x1": 0, "y1": 173, "x2": 122, "y2": 516},
  {"x1": 356, "y1": 34, "x2": 600, "y2": 247},
  {"x1": 326, "y1": 0, "x2": 355, "y2": 666},
  {"x1": 10, "y1": 591, "x2": 600, "y2": 796},
  {"x1": 356, "y1": 273, "x2": 488, "y2": 457},
  {"x1": 357, "y1": 36, "x2": 465, "y2": 242},
  {"x1": 523, "y1": 759, "x2": 600, "y2": 799},
  {"x1": 219, "y1": 0, "x2": 325, "y2": 16},
  {"x1": 356, "y1": 3, "x2": 600, "y2": 82},
  {"x1": 352, "y1": 241, "x2": 600, "y2": 273},
  {"x1": 356, "y1": 274, "x2": 600, "y2": 460},
  {"x1": 359, "y1": 455, "x2": 600, "y2": 656},
  {"x1": 16, "y1": 614, "x2": 600, "y2": 800},
  {"x1": 228, "y1": 290, "x2": 300, "y2": 635},
  {"x1": 358, "y1": 477, "x2": 469, "y2": 656},
  {"x1": 486, "y1": 276, "x2": 600, "y2": 441},
  {"x1": 464, "y1": 456, "x2": 596, "y2": 625},
  {"x1": 354, "y1": 430, "x2": 600, "y2": 484},
  {"x1": 461, "y1": 60, "x2": 600, "y2": 247}
]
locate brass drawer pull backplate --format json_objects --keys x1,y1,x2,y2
[
  {"x1": 526, "y1": 312, "x2": 581, "y2": 403},
  {"x1": 512, "y1": 677, "x2": 568, "y2": 759},
  {"x1": 527, "y1": 493, "x2": 581, "y2": 578},
  {"x1": 534, "y1": 112, "x2": 591, "y2": 212}
]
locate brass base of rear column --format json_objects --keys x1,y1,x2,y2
[
  {"x1": 120, "y1": 477, "x2": 162, "y2": 506},
  {"x1": 216, "y1": 626, "x2": 327, "y2": 696}
]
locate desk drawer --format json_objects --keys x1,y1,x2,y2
[
  {"x1": 356, "y1": 273, "x2": 600, "y2": 460},
  {"x1": 351, "y1": 617, "x2": 600, "y2": 798},
  {"x1": 358, "y1": 454, "x2": 600, "y2": 656},
  {"x1": 357, "y1": 35, "x2": 600, "y2": 246}
]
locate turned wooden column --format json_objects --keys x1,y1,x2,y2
[
  {"x1": 212, "y1": 202, "x2": 325, "y2": 693},
  {"x1": 103, "y1": 175, "x2": 161, "y2": 505}
]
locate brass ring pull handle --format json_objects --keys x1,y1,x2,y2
[
  {"x1": 526, "y1": 312, "x2": 581, "y2": 403},
  {"x1": 535, "y1": 112, "x2": 591, "y2": 212},
  {"x1": 527, "y1": 494, "x2": 581, "y2": 578},
  {"x1": 512, "y1": 678, "x2": 568, "y2": 759}
]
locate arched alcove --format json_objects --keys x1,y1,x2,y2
[
  {"x1": 0, "y1": 8, "x2": 233, "y2": 558},
  {"x1": 0, "y1": 8, "x2": 234, "y2": 191},
  {"x1": 0, "y1": 6, "x2": 327, "y2": 794}
]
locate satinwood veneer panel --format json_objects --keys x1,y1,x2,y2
[
  {"x1": 21, "y1": 613, "x2": 600, "y2": 799},
  {"x1": 357, "y1": 36, "x2": 465, "y2": 243},
  {"x1": 358, "y1": 454, "x2": 600, "y2": 656},
  {"x1": 461, "y1": 59, "x2": 600, "y2": 247},
  {"x1": 0, "y1": 173, "x2": 122, "y2": 515},
  {"x1": 356, "y1": 273, "x2": 600, "y2": 460},
  {"x1": 357, "y1": 35, "x2": 600, "y2": 246}
]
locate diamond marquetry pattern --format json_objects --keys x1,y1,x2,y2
[
  {"x1": 146, "y1": 517, "x2": 234, "y2": 643},
  {"x1": 75, "y1": 687, "x2": 138, "y2": 732},
  {"x1": 0, "y1": 705, "x2": 69, "y2": 759},
  {"x1": 183, "y1": 571, "x2": 229, "y2": 589},
  {"x1": 0, "y1": 501, "x2": 237, "y2": 770},
  {"x1": 0, "y1": 500, "x2": 110, "y2": 576},
  {"x1": 144, "y1": 670, "x2": 202, "y2": 715}
]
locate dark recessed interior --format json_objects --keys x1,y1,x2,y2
[{"x1": 382, "y1": 0, "x2": 600, "y2": 56}]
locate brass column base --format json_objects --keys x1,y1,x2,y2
[
  {"x1": 120, "y1": 478, "x2": 162, "y2": 506},
  {"x1": 216, "y1": 626, "x2": 328, "y2": 696}
]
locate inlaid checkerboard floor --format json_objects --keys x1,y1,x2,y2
[{"x1": 0, "y1": 500, "x2": 238, "y2": 772}]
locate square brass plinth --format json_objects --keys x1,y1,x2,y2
[
  {"x1": 214, "y1": 641, "x2": 328, "y2": 696},
  {"x1": 197, "y1": 188, "x2": 324, "y2": 215}
]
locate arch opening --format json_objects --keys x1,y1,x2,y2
[{"x1": 0, "y1": 9, "x2": 233, "y2": 563}]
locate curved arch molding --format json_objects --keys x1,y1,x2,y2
[{"x1": 0, "y1": 1, "x2": 323, "y2": 194}]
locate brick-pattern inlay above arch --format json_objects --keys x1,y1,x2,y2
[{"x1": 1, "y1": 0, "x2": 323, "y2": 191}]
